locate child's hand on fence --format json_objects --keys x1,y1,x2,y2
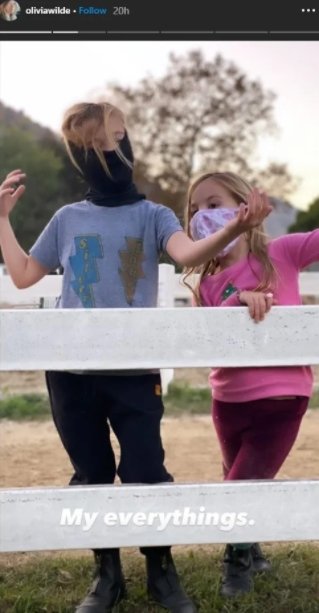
[
  {"x1": 227, "y1": 188, "x2": 272, "y2": 234},
  {"x1": 0, "y1": 170, "x2": 26, "y2": 218},
  {"x1": 238, "y1": 290, "x2": 277, "y2": 323}
]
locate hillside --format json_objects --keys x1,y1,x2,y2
[
  {"x1": 0, "y1": 101, "x2": 57, "y2": 142},
  {"x1": 0, "y1": 101, "x2": 303, "y2": 241}
]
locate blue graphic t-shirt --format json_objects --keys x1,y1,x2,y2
[{"x1": 29, "y1": 199, "x2": 182, "y2": 309}]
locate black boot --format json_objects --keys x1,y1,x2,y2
[
  {"x1": 221, "y1": 544, "x2": 253, "y2": 597},
  {"x1": 251, "y1": 543, "x2": 272, "y2": 573},
  {"x1": 75, "y1": 549, "x2": 126, "y2": 612},
  {"x1": 141, "y1": 547, "x2": 197, "y2": 612}
]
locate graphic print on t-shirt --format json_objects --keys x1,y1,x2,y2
[
  {"x1": 69, "y1": 235, "x2": 103, "y2": 307},
  {"x1": 118, "y1": 237, "x2": 145, "y2": 305},
  {"x1": 222, "y1": 283, "x2": 238, "y2": 301}
]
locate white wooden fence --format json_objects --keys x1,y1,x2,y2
[
  {"x1": 1, "y1": 266, "x2": 319, "y2": 306},
  {"x1": 0, "y1": 267, "x2": 319, "y2": 552},
  {"x1": 1, "y1": 266, "x2": 318, "y2": 392}
]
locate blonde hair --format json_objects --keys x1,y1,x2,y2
[
  {"x1": 61, "y1": 101, "x2": 132, "y2": 178},
  {"x1": 0, "y1": 1, "x2": 16, "y2": 18},
  {"x1": 183, "y1": 172, "x2": 277, "y2": 305}
]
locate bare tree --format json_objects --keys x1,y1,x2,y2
[{"x1": 108, "y1": 50, "x2": 295, "y2": 200}]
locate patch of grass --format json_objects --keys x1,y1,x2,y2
[
  {"x1": 0, "y1": 545, "x2": 318, "y2": 612},
  {"x1": 0, "y1": 384, "x2": 318, "y2": 421},
  {"x1": 165, "y1": 383, "x2": 319, "y2": 415},
  {"x1": 164, "y1": 383, "x2": 211, "y2": 415},
  {"x1": 309, "y1": 387, "x2": 319, "y2": 409},
  {"x1": 0, "y1": 385, "x2": 211, "y2": 421},
  {"x1": 0, "y1": 394, "x2": 50, "y2": 421}
]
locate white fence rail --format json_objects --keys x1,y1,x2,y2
[
  {"x1": 0, "y1": 269, "x2": 319, "y2": 552},
  {"x1": 1, "y1": 266, "x2": 317, "y2": 391},
  {"x1": 1, "y1": 480, "x2": 319, "y2": 552},
  {"x1": 1, "y1": 306, "x2": 319, "y2": 370},
  {"x1": 0, "y1": 264, "x2": 175, "y2": 392},
  {"x1": 1, "y1": 268, "x2": 318, "y2": 306}
]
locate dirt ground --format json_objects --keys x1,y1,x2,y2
[
  {"x1": 1, "y1": 371, "x2": 319, "y2": 566},
  {"x1": 0, "y1": 369, "x2": 319, "y2": 487},
  {"x1": 1, "y1": 411, "x2": 319, "y2": 489}
]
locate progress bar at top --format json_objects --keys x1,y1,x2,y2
[
  {"x1": 162, "y1": 31, "x2": 213, "y2": 33},
  {"x1": 107, "y1": 30, "x2": 268, "y2": 34},
  {"x1": 269, "y1": 30, "x2": 319, "y2": 33},
  {"x1": 216, "y1": 30, "x2": 268, "y2": 33},
  {"x1": 162, "y1": 30, "x2": 268, "y2": 34},
  {"x1": 108, "y1": 30, "x2": 160, "y2": 34},
  {"x1": 1, "y1": 29, "x2": 319, "y2": 36},
  {"x1": 0, "y1": 30, "x2": 52, "y2": 33}
]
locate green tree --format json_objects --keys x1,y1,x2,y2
[
  {"x1": 0, "y1": 125, "x2": 84, "y2": 255},
  {"x1": 289, "y1": 197, "x2": 319, "y2": 233}
]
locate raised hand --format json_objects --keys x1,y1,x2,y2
[
  {"x1": 0, "y1": 170, "x2": 26, "y2": 218},
  {"x1": 229, "y1": 188, "x2": 272, "y2": 233}
]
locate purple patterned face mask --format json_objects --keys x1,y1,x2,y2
[{"x1": 190, "y1": 208, "x2": 240, "y2": 258}]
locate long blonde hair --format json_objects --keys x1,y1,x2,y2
[
  {"x1": 61, "y1": 101, "x2": 132, "y2": 178},
  {"x1": 183, "y1": 172, "x2": 277, "y2": 305},
  {"x1": 0, "y1": 1, "x2": 16, "y2": 18}
]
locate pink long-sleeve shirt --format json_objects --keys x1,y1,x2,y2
[{"x1": 199, "y1": 230, "x2": 319, "y2": 403}]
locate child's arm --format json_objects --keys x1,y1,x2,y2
[
  {"x1": 236, "y1": 290, "x2": 275, "y2": 322},
  {"x1": 221, "y1": 288, "x2": 276, "y2": 322},
  {"x1": 200, "y1": 282, "x2": 276, "y2": 323},
  {"x1": 0, "y1": 170, "x2": 51, "y2": 288},
  {"x1": 166, "y1": 189, "x2": 272, "y2": 267},
  {"x1": 279, "y1": 229, "x2": 319, "y2": 270}
]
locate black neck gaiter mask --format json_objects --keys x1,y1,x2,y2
[{"x1": 70, "y1": 132, "x2": 145, "y2": 207}]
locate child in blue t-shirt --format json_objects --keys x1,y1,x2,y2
[{"x1": 0, "y1": 101, "x2": 271, "y2": 613}]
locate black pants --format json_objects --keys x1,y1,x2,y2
[{"x1": 45, "y1": 371, "x2": 173, "y2": 486}]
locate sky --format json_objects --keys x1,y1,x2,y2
[{"x1": 0, "y1": 40, "x2": 318, "y2": 210}]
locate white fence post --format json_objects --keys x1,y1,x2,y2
[{"x1": 158, "y1": 264, "x2": 175, "y2": 394}]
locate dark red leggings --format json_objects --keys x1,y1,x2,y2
[{"x1": 212, "y1": 396, "x2": 309, "y2": 480}]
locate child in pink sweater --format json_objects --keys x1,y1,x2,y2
[{"x1": 184, "y1": 171, "x2": 318, "y2": 598}]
